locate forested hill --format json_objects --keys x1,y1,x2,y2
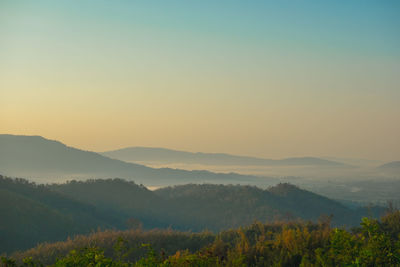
[
  {"x1": 51, "y1": 180, "x2": 377, "y2": 231},
  {"x1": 153, "y1": 183, "x2": 377, "y2": 228},
  {"x1": 0, "y1": 176, "x2": 120, "y2": 253},
  {"x1": 52, "y1": 181, "x2": 366, "y2": 231},
  {"x1": 0, "y1": 175, "x2": 383, "y2": 254},
  {"x1": 10, "y1": 210, "x2": 400, "y2": 266}
]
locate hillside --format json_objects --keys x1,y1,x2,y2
[
  {"x1": 10, "y1": 210, "x2": 400, "y2": 266},
  {"x1": 154, "y1": 183, "x2": 375, "y2": 229},
  {"x1": 49, "y1": 179, "x2": 172, "y2": 229},
  {"x1": 378, "y1": 161, "x2": 400, "y2": 170},
  {"x1": 11, "y1": 229, "x2": 215, "y2": 266},
  {"x1": 379, "y1": 161, "x2": 400, "y2": 169},
  {"x1": 377, "y1": 161, "x2": 400, "y2": 177},
  {"x1": 0, "y1": 134, "x2": 263, "y2": 186},
  {"x1": 0, "y1": 176, "x2": 119, "y2": 253},
  {"x1": 51, "y1": 179, "x2": 380, "y2": 231},
  {"x1": 0, "y1": 175, "x2": 383, "y2": 254},
  {"x1": 101, "y1": 147, "x2": 347, "y2": 167}
]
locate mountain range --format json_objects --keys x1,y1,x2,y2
[
  {"x1": 101, "y1": 146, "x2": 349, "y2": 167},
  {"x1": 378, "y1": 161, "x2": 400, "y2": 171},
  {"x1": 0, "y1": 134, "x2": 358, "y2": 187},
  {"x1": 1, "y1": 134, "x2": 398, "y2": 203},
  {"x1": 0, "y1": 175, "x2": 382, "y2": 254},
  {"x1": 0, "y1": 134, "x2": 263, "y2": 186}
]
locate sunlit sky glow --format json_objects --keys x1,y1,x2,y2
[{"x1": 1, "y1": 0, "x2": 399, "y2": 161}]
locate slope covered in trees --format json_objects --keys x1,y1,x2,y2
[
  {"x1": 51, "y1": 179, "x2": 381, "y2": 231},
  {"x1": 0, "y1": 176, "x2": 383, "y2": 254},
  {"x1": 49, "y1": 179, "x2": 171, "y2": 229},
  {"x1": 5, "y1": 210, "x2": 400, "y2": 266},
  {"x1": 0, "y1": 176, "x2": 119, "y2": 253},
  {"x1": 154, "y1": 183, "x2": 376, "y2": 229}
]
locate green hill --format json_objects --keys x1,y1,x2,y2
[
  {"x1": 10, "y1": 210, "x2": 400, "y2": 266},
  {"x1": 0, "y1": 176, "x2": 383, "y2": 254},
  {"x1": 51, "y1": 180, "x2": 381, "y2": 231},
  {"x1": 0, "y1": 176, "x2": 118, "y2": 253},
  {"x1": 154, "y1": 183, "x2": 374, "y2": 229}
]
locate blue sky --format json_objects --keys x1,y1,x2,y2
[{"x1": 1, "y1": 1, "x2": 399, "y2": 160}]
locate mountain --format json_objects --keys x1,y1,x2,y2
[
  {"x1": 0, "y1": 176, "x2": 383, "y2": 254},
  {"x1": 49, "y1": 178, "x2": 171, "y2": 229},
  {"x1": 154, "y1": 183, "x2": 378, "y2": 229},
  {"x1": 377, "y1": 161, "x2": 400, "y2": 176},
  {"x1": 0, "y1": 175, "x2": 119, "y2": 253},
  {"x1": 378, "y1": 161, "x2": 400, "y2": 170},
  {"x1": 322, "y1": 156, "x2": 383, "y2": 167},
  {"x1": 101, "y1": 147, "x2": 348, "y2": 167},
  {"x1": 51, "y1": 179, "x2": 380, "y2": 231},
  {"x1": 0, "y1": 134, "x2": 265, "y2": 186}
]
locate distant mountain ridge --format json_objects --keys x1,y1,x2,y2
[
  {"x1": 378, "y1": 161, "x2": 400, "y2": 169},
  {"x1": 378, "y1": 161, "x2": 400, "y2": 176},
  {"x1": 0, "y1": 134, "x2": 266, "y2": 186},
  {"x1": 101, "y1": 146, "x2": 348, "y2": 167}
]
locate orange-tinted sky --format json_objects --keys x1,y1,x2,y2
[{"x1": 1, "y1": 1, "x2": 399, "y2": 161}]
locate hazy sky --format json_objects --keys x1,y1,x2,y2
[{"x1": 1, "y1": 1, "x2": 399, "y2": 161}]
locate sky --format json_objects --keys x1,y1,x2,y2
[{"x1": 1, "y1": 0, "x2": 399, "y2": 161}]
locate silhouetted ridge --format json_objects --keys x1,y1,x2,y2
[
  {"x1": 378, "y1": 161, "x2": 400, "y2": 169},
  {"x1": 268, "y1": 183, "x2": 299, "y2": 195},
  {"x1": 0, "y1": 134, "x2": 260, "y2": 185},
  {"x1": 101, "y1": 146, "x2": 348, "y2": 167}
]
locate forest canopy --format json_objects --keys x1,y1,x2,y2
[{"x1": 3, "y1": 209, "x2": 400, "y2": 266}]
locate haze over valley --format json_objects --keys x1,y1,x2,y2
[
  {"x1": 1, "y1": 1, "x2": 399, "y2": 265},
  {"x1": 1, "y1": 134, "x2": 399, "y2": 204}
]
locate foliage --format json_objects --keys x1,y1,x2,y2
[
  {"x1": 0, "y1": 176, "x2": 118, "y2": 253},
  {"x1": 2, "y1": 210, "x2": 399, "y2": 267},
  {"x1": 0, "y1": 176, "x2": 384, "y2": 254}
]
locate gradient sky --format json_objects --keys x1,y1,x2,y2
[{"x1": 1, "y1": 0, "x2": 399, "y2": 161}]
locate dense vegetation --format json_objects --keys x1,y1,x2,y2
[
  {"x1": 50, "y1": 179, "x2": 382, "y2": 230},
  {"x1": 0, "y1": 175, "x2": 383, "y2": 254},
  {"x1": 2, "y1": 209, "x2": 400, "y2": 266},
  {"x1": 0, "y1": 176, "x2": 121, "y2": 253}
]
